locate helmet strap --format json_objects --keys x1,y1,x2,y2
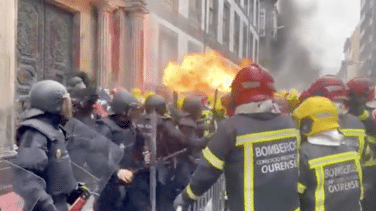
[{"x1": 300, "y1": 118, "x2": 313, "y2": 135}]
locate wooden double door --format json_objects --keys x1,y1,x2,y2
[{"x1": 16, "y1": 0, "x2": 77, "y2": 101}]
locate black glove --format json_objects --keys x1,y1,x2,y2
[
  {"x1": 347, "y1": 97, "x2": 366, "y2": 117},
  {"x1": 173, "y1": 193, "x2": 190, "y2": 210}
]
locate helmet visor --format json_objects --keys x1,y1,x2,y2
[{"x1": 61, "y1": 93, "x2": 73, "y2": 119}]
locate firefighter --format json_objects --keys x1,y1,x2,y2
[
  {"x1": 174, "y1": 64, "x2": 300, "y2": 211},
  {"x1": 346, "y1": 77, "x2": 376, "y2": 210},
  {"x1": 16, "y1": 80, "x2": 78, "y2": 211},
  {"x1": 220, "y1": 93, "x2": 232, "y2": 117},
  {"x1": 294, "y1": 96, "x2": 363, "y2": 211},
  {"x1": 303, "y1": 75, "x2": 373, "y2": 165},
  {"x1": 346, "y1": 77, "x2": 376, "y2": 136}
]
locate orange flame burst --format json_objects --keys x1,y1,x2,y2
[{"x1": 163, "y1": 51, "x2": 252, "y2": 94}]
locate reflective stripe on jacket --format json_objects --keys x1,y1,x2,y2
[
  {"x1": 299, "y1": 142, "x2": 363, "y2": 211},
  {"x1": 183, "y1": 113, "x2": 300, "y2": 211}
]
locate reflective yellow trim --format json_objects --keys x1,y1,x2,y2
[
  {"x1": 354, "y1": 159, "x2": 364, "y2": 200},
  {"x1": 236, "y1": 129, "x2": 299, "y2": 211},
  {"x1": 243, "y1": 144, "x2": 254, "y2": 211},
  {"x1": 314, "y1": 167, "x2": 325, "y2": 211},
  {"x1": 367, "y1": 135, "x2": 376, "y2": 144},
  {"x1": 308, "y1": 151, "x2": 359, "y2": 169},
  {"x1": 202, "y1": 147, "x2": 224, "y2": 170},
  {"x1": 362, "y1": 157, "x2": 376, "y2": 167},
  {"x1": 310, "y1": 151, "x2": 363, "y2": 206},
  {"x1": 298, "y1": 183, "x2": 307, "y2": 194},
  {"x1": 236, "y1": 128, "x2": 299, "y2": 146},
  {"x1": 341, "y1": 129, "x2": 365, "y2": 155},
  {"x1": 185, "y1": 184, "x2": 198, "y2": 200},
  {"x1": 294, "y1": 208, "x2": 300, "y2": 211},
  {"x1": 358, "y1": 110, "x2": 370, "y2": 121}
]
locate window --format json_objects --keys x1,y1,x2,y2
[
  {"x1": 249, "y1": 33, "x2": 254, "y2": 59},
  {"x1": 360, "y1": 29, "x2": 365, "y2": 38},
  {"x1": 360, "y1": 43, "x2": 365, "y2": 53},
  {"x1": 249, "y1": 0, "x2": 254, "y2": 23},
  {"x1": 223, "y1": 2, "x2": 230, "y2": 47},
  {"x1": 164, "y1": 0, "x2": 179, "y2": 13},
  {"x1": 234, "y1": 13, "x2": 240, "y2": 56},
  {"x1": 259, "y1": 9, "x2": 266, "y2": 37},
  {"x1": 255, "y1": 39, "x2": 259, "y2": 62},
  {"x1": 244, "y1": 0, "x2": 249, "y2": 14},
  {"x1": 189, "y1": 0, "x2": 202, "y2": 26},
  {"x1": 255, "y1": 0, "x2": 259, "y2": 29},
  {"x1": 208, "y1": 0, "x2": 218, "y2": 37},
  {"x1": 361, "y1": 13, "x2": 366, "y2": 23},
  {"x1": 272, "y1": 11, "x2": 278, "y2": 37},
  {"x1": 243, "y1": 23, "x2": 248, "y2": 58}
]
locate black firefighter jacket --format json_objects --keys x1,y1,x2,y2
[{"x1": 182, "y1": 112, "x2": 300, "y2": 211}]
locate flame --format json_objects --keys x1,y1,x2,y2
[{"x1": 163, "y1": 51, "x2": 251, "y2": 94}]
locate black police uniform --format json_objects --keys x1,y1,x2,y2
[
  {"x1": 95, "y1": 116, "x2": 150, "y2": 211},
  {"x1": 17, "y1": 111, "x2": 77, "y2": 211},
  {"x1": 96, "y1": 117, "x2": 136, "y2": 148}
]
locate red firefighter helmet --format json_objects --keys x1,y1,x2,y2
[
  {"x1": 347, "y1": 77, "x2": 375, "y2": 102},
  {"x1": 306, "y1": 75, "x2": 348, "y2": 101},
  {"x1": 299, "y1": 90, "x2": 310, "y2": 105},
  {"x1": 230, "y1": 64, "x2": 275, "y2": 109}
]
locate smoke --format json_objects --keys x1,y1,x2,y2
[{"x1": 271, "y1": 0, "x2": 321, "y2": 91}]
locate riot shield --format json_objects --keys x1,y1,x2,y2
[
  {"x1": 70, "y1": 161, "x2": 111, "y2": 211},
  {"x1": 0, "y1": 160, "x2": 43, "y2": 211},
  {"x1": 65, "y1": 118, "x2": 124, "y2": 193},
  {"x1": 71, "y1": 162, "x2": 101, "y2": 195}
]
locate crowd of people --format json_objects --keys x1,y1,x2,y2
[{"x1": 4, "y1": 63, "x2": 376, "y2": 211}]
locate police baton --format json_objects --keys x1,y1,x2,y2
[{"x1": 148, "y1": 111, "x2": 158, "y2": 211}]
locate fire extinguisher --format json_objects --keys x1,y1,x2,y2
[{"x1": 67, "y1": 183, "x2": 91, "y2": 211}]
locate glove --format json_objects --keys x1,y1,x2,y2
[
  {"x1": 173, "y1": 193, "x2": 189, "y2": 210},
  {"x1": 347, "y1": 98, "x2": 366, "y2": 117}
]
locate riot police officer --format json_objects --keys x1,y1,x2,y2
[
  {"x1": 16, "y1": 80, "x2": 77, "y2": 211},
  {"x1": 95, "y1": 91, "x2": 146, "y2": 211},
  {"x1": 142, "y1": 94, "x2": 193, "y2": 211}
]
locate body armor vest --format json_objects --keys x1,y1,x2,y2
[{"x1": 20, "y1": 119, "x2": 77, "y2": 196}]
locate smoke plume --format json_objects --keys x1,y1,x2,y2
[{"x1": 271, "y1": 0, "x2": 321, "y2": 91}]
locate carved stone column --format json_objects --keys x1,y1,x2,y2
[
  {"x1": 0, "y1": 0, "x2": 17, "y2": 157},
  {"x1": 97, "y1": 4, "x2": 115, "y2": 88},
  {"x1": 121, "y1": 1, "x2": 147, "y2": 90}
]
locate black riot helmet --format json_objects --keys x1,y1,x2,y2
[
  {"x1": 109, "y1": 91, "x2": 140, "y2": 115},
  {"x1": 182, "y1": 96, "x2": 203, "y2": 120},
  {"x1": 69, "y1": 87, "x2": 99, "y2": 116},
  {"x1": 67, "y1": 76, "x2": 86, "y2": 92},
  {"x1": 30, "y1": 80, "x2": 68, "y2": 114},
  {"x1": 144, "y1": 94, "x2": 166, "y2": 116}
]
